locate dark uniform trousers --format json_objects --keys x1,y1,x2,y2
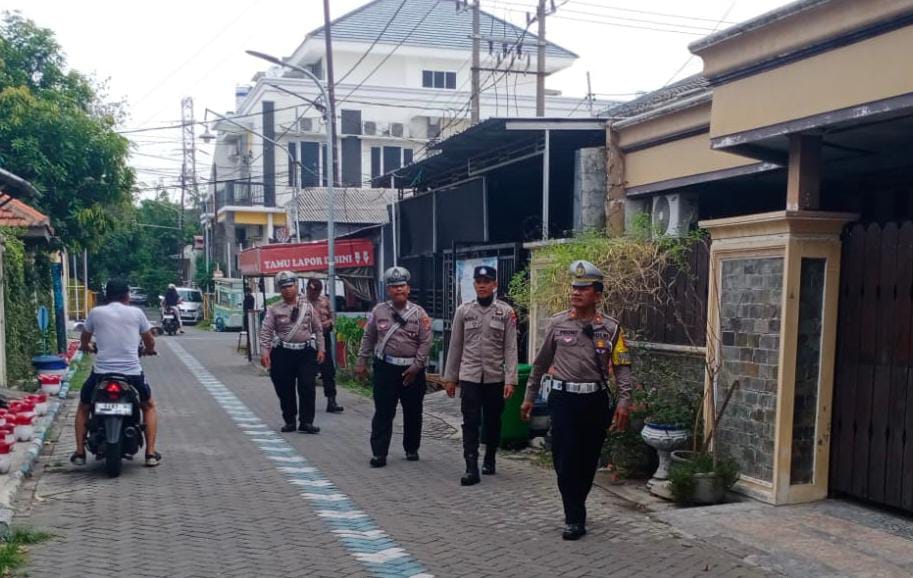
[
  {"x1": 270, "y1": 346, "x2": 319, "y2": 426},
  {"x1": 460, "y1": 381, "x2": 505, "y2": 458},
  {"x1": 318, "y1": 328, "x2": 337, "y2": 398},
  {"x1": 371, "y1": 360, "x2": 426, "y2": 457},
  {"x1": 548, "y1": 388, "x2": 612, "y2": 525}
]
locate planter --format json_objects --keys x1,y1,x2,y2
[
  {"x1": 692, "y1": 473, "x2": 727, "y2": 505},
  {"x1": 640, "y1": 423, "x2": 690, "y2": 480}
]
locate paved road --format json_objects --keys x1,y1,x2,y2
[{"x1": 15, "y1": 326, "x2": 770, "y2": 577}]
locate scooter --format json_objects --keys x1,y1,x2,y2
[
  {"x1": 86, "y1": 373, "x2": 144, "y2": 477},
  {"x1": 159, "y1": 297, "x2": 180, "y2": 336}
]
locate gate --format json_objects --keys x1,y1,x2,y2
[{"x1": 831, "y1": 222, "x2": 913, "y2": 512}]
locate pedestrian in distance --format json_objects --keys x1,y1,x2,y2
[
  {"x1": 521, "y1": 260, "x2": 633, "y2": 541},
  {"x1": 242, "y1": 284, "x2": 255, "y2": 334},
  {"x1": 444, "y1": 265, "x2": 518, "y2": 486},
  {"x1": 356, "y1": 266, "x2": 433, "y2": 468},
  {"x1": 260, "y1": 270, "x2": 326, "y2": 434},
  {"x1": 306, "y1": 278, "x2": 344, "y2": 414}
]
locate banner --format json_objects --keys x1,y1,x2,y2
[{"x1": 239, "y1": 239, "x2": 375, "y2": 276}]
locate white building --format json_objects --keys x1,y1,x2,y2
[{"x1": 203, "y1": 0, "x2": 610, "y2": 274}]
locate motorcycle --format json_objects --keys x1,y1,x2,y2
[
  {"x1": 85, "y1": 349, "x2": 156, "y2": 477},
  {"x1": 159, "y1": 297, "x2": 180, "y2": 336}
]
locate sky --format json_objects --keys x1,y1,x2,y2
[{"x1": 5, "y1": 0, "x2": 792, "y2": 199}]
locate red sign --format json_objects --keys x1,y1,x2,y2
[{"x1": 238, "y1": 238, "x2": 375, "y2": 276}]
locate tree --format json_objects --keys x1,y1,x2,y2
[
  {"x1": 90, "y1": 192, "x2": 200, "y2": 297},
  {"x1": 0, "y1": 12, "x2": 134, "y2": 251}
]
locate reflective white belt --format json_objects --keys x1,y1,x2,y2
[
  {"x1": 546, "y1": 377, "x2": 603, "y2": 394},
  {"x1": 379, "y1": 355, "x2": 415, "y2": 367},
  {"x1": 279, "y1": 341, "x2": 311, "y2": 351}
]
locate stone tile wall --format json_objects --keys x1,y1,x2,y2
[
  {"x1": 716, "y1": 257, "x2": 783, "y2": 483},
  {"x1": 791, "y1": 258, "x2": 826, "y2": 484}
]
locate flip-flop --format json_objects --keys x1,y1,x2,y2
[
  {"x1": 70, "y1": 452, "x2": 86, "y2": 466},
  {"x1": 145, "y1": 451, "x2": 162, "y2": 467}
]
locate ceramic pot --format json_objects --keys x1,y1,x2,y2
[{"x1": 640, "y1": 423, "x2": 690, "y2": 480}]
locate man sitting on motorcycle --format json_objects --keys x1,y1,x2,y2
[
  {"x1": 72, "y1": 278, "x2": 162, "y2": 467},
  {"x1": 163, "y1": 283, "x2": 184, "y2": 334}
]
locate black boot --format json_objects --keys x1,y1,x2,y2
[
  {"x1": 482, "y1": 446, "x2": 496, "y2": 475},
  {"x1": 460, "y1": 456, "x2": 480, "y2": 486},
  {"x1": 326, "y1": 396, "x2": 344, "y2": 413}
]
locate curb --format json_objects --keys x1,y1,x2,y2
[{"x1": 0, "y1": 351, "x2": 81, "y2": 535}]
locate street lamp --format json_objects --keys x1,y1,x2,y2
[{"x1": 246, "y1": 49, "x2": 337, "y2": 318}]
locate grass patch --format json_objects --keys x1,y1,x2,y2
[
  {"x1": 196, "y1": 318, "x2": 212, "y2": 330},
  {"x1": 67, "y1": 353, "x2": 93, "y2": 393},
  {"x1": 0, "y1": 527, "x2": 54, "y2": 575}
]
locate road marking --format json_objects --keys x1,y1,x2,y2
[{"x1": 167, "y1": 341, "x2": 433, "y2": 578}]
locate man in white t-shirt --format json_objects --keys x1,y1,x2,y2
[{"x1": 72, "y1": 279, "x2": 162, "y2": 467}]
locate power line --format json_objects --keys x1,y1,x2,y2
[
  {"x1": 334, "y1": 0, "x2": 410, "y2": 86},
  {"x1": 337, "y1": 0, "x2": 444, "y2": 105},
  {"x1": 567, "y1": 0, "x2": 738, "y2": 25}
]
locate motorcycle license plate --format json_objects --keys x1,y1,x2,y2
[{"x1": 95, "y1": 403, "x2": 132, "y2": 416}]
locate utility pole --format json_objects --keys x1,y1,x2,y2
[
  {"x1": 530, "y1": 0, "x2": 557, "y2": 117},
  {"x1": 456, "y1": 0, "x2": 481, "y2": 124},
  {"x1": 181, "y1": 97, "x2": 198, "y2": 283},
  {"x1": 586, "y1": 71, "x2": 594, "y2": 115},
  {"x1": 468, "y1": 0, "x2": 481, "y2": 125},
  {"x1": 323, "y1": 0, "x2": 338, "y2": 187}
]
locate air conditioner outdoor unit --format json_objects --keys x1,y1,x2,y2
[
  {"x1": 299, "y1": 118, "x2": 315, "y2": 133},
  {"x1": 390, "y1": 122, "x2": 404, "y2": 138},
  {"x1": 651, "y1": 193, "x2": 698, "y2": 237},
  {"x1": 363, "y1": 121, "x2": 377, "y2": 136}
]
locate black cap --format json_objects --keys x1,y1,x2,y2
[{"x1": 473, "y1": 265, "x2": 497, "y2": 280}]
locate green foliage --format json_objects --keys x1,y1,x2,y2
[
  {"x1": 194, "y1": 253, "x2": 215, "y2": 293},
  {"x1": 602, "y1": 430, "x2": 655, "y2": 479},
  {"x1": 2, "y1": 229, "x2": 57, "y2": 384},
  {"x1": 89, "y1": 196, "x2": 199, "y2": 294},
  {"x1": 507, "y1": 227, "x2": 703, "y2": 325},
  {"x1": 634, "y1": 381, "x2": 702, "y2": 428},
  {"x1": 669, "y1": 452, "x2": 740, "y2": 504},
  {"x1": 335, "y1": 316, "x2": 366, "y2": 369},
  {"x1": 0, "y1": 12, "x2": 135, "y2": 252},
  {"x1": 0, "y1": 526, "x2": 54, "y2": 574}
]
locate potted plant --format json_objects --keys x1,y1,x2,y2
[
  {"x1": 669, "y1": 451, "x2": 740, "y2": 505},
  {"x1": 638, "y1": 384, "x2": 701, "y2": 482},
  {"x1": 666, "y1": 378, "x2": 742, "y2": 504}
]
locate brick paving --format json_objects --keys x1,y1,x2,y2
[{"x1": 15, "y1": 328, "x2": 772, "y2": 577}]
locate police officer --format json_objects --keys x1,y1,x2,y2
[
  {"x1": 306, "y1": 278, "x2": 343, "y2": 414},
  {"x1": 521, "y1": 260, "x2": 633, "y2": 541},
  {"x1": 356, "y1": 266, "x2": 433, "y2": 468},
  {"x1": 260, "y1": 271, "x2": 326, "y2": 433},
  {"x1": 444, "y1": 265, "x2": 518, "y2": 486}
]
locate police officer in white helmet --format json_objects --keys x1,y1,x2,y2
[
  {"x1": 259, "y1": 270, "x2": 326, "y2": 433},
  {"x1": 356, "y1": 266, "x2": 433, "y2": 468}
]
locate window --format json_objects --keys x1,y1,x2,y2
[{"x1": 422, "y1": 69, "x2": 457, "y2": 89}]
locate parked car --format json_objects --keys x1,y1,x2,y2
[
  {"x1": 176, "y1": 287, "x2": 204, "y2": 324},
  {"x1": 128, "y1": 286, "x2": 148, "y2": 306}
]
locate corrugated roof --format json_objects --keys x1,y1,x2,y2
[
  {"x1": 291, "y1": 188, "x2": 394, "y2": 224},
  {"x1": 307, "y1": 0, "x2": 577, "y2": 60},
  {"x1": 603, "y1": 75, "x2": 709, "y2": 119}
]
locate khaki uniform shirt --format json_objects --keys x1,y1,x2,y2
[
  {"x1": 525, "y1": 309, "x2": 633, "y2": 402},
  {"x1": 309, "y1": 295, "x2": 334, "y2": 331},
  {"x1": 358, "y1": 301, "x2": 433, "y2": 368},
  {"x1": 444, "y1": 299, "x2": 518, "y2": 385},
  {"x1": 259, "y1": 297, "x2": 325, "y2": 354}
]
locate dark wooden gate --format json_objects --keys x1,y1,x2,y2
[{"x1": 831, "y1": 222, "x2": 913, "y2": 512}]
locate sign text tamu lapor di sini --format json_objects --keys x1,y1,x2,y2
[{"x1": 263, "y1": 250, "x2": 372, "y2": 271}]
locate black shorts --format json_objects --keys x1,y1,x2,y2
[{"x1": 80, "y1": 372, "x2": 152, "y2": 405}]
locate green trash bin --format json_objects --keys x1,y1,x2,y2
[{"x1": 499, "y1": 363, "x2": 531, "y2": 449}]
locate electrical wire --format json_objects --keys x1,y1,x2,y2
[{"x1": 334, "y1": 0, "x2": 410, "y2": 86}]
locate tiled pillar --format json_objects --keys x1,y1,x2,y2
[{"x1": 701, "y1": 211, "x2": 856, "y2": 505}]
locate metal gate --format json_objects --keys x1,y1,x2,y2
[{"x1": 831, "y1": 222, "x2": 913, "y2": 512}]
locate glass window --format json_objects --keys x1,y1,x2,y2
[
  {"x1": 445, "y1": 72, "x2": 456, "y2": 89},
  {"x1": 434, "y1": 71, "x2": 445, "y2": 88},
  {"x1": 422, "y1": 70, "x2": 433, "y2": 88},
  {"x1": 179, "y1": 289, "x2": 203, "y2": 303}
]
